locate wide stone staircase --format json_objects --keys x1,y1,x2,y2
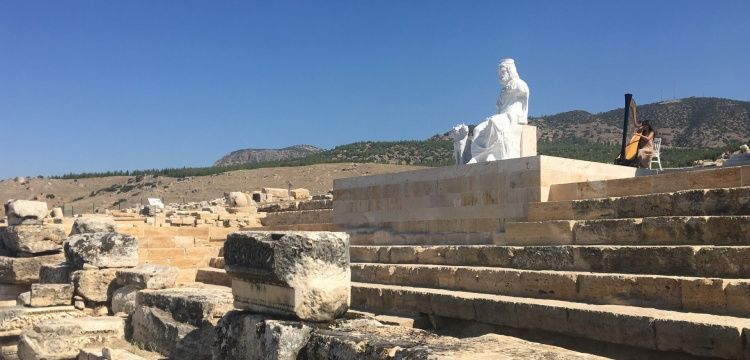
[{"x1": 350, "y1": 169, "x2": 750, "y2": 359}]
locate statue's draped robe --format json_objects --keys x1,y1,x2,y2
[{"x1": 469, "y1": 78, "x2": 529, "y2": 163}]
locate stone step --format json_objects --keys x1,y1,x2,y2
[
  {"x1": 350, "y1": 245, "x2": 750, "y2": 278},
  {"x1": 208, "y1": 257, "x2": 224, "y2": 269},
  {"x1": 195, "y1": 267, "x2": 231, "y2": 287},
  {"x1": 351, "y1": 282, "x2": 750, "y2": 359},
  {"x1": 548, "y1": 165, "x2": 749, "y2": 202},
  {"x1": 349, "y1": 230, "x2": 494, "y2": 246},
  {"x1": 352, "y1": 263, "x2": 750, "y2": 317},
  {"x1": 503, "y1": 216, "x2": 750, "y2": 246},
  {"x1": 530, "y1": 186, "x2": 750, "y2": 221}
]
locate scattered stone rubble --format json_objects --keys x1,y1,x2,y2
[{"x1": 0, "y1": 200, "x2": 66, "y2": 303}]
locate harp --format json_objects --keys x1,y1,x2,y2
[{"x1": 616, "y1": 94, "x2": 640, "y2": 165}]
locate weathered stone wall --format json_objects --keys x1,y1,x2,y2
[
  {"x1": 260, "y1": 209, "x2": 333, "y2": 227},
  {"x1": 333, "y1": 156, "x2": 636, "y2": 235},
  {"x1": 117, "y1": 224, "x2": 236, "y2": 282}
]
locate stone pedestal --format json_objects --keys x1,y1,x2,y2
[{"x1": 224, "y1": 231, "x2": 350, "y2": 321}]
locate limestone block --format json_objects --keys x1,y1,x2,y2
[
  {"x1": 0, "y1": 225, "x2": 65, "y2": 255},
  {"x1": 111, "y1": 286, "x2": 138, "y2": 315},
  {"x1": 71, "y1": 269, "x2": 119, "y2": 303},
  {"x1": 527, "y1": 201, "x2": 574, "y2": 221},
  {"x1": 39, "y1": 263, "x2": 73, "y2": 284},
  {"x1": 0, "y1": 253, "x2": 66, "y2": 284},
  {"x1": 49, "y1": 207, "x2": 64, "y2": 219},
  {"x1": 130, "y1": 305, "x2": 215, "y2": 359},
  {"x1": 503, "y1": 221, "x2": 575, "y2": 245},
  {"x1": 566, "y1": 308, "x2": 655, "y2": 349},
  {"x1": 653, "y1": 318, "x2": 744, "y2": 359},
  {"x1": 725, "y1": 281, "x2": 750, "y2": 317},
  {"x1": 17, "y1": 316, "x2": 125, "y2": 360},
  {"x1": 226, "y1": 206, "x2": 257, "y2": 215},
  {"x1": 573, "y1": 219, "x2": 642, "y2": 245},
  {"x1": 29, "y1": 283, "x2": 73, "y2": 307},
  {"x1": 0, "y1": 305, "x2": 83, "y2": 333},
  {"x1": 514, "y1": 301, "x2": 568, "y2": 334},
  {"x1": 571, "y1": 198, "x2": 617, "y2": 219},
  {"x1": 290, "y1": 188, "x2": 311, "y2": 200},
  {"x1": 18, "y1": 291, "x2": 31, "y2": 306},
  {"x1": 213, "y1": 310, "x2": 313, "y2": 360},
  {"x1": 680, "y1": 278, "x2": 726, "y2": 313},
  {"x1": 694, "y1": 247, "x2": 750, "y2": 278},
  {"x1": 262, "y1": 188, "x2": 289, "y2": 199},
  {"x1": 4, "y1": 200, "x2": 48, "y2": 226},
  {"x1": 227, "y1": 192, "x2": 251, "y2": 207},
  {"x1": 64, "y1": 232, "x2": 138, "y2": 270},
  {"x1": 115, "y1": 264, "x2": 178, "y2": 290},
  {"x1": 134, "y1": 285, "x2": 233, "y2": 327},
  {"x1": 615, "y1": 193, "x2": 672, "y2": 218},
  {"x1": 224, "y1": 231, "x2": 350, "y2": 321},
  {"x1": 576, "y1": 274, "x2": 681, "y2": 309},
  {"x1": 74, "y1": 296, "x2": 85, "y2": 310},
  {"x1": 70, "y1": 217, "x2": 117, "y2": 235}
]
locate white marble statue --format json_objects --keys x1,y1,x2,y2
[
  {"x1": 450, "y1": 123, "x2": 471, "y2": 165},
  {"x1": 464, "y1": 58, "x2": 530, "y2": 163}
]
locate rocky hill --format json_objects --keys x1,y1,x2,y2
[
  {"x1": 430, "y1": 97, "x2": 749, "y2": 148},
  {"x1": 530, "y1": 97, "x2": 750, "y2": 147},
  {"x1": 213, "y1": 145, "x2": 322, "y2": 166}
]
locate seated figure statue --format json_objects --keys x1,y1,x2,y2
[{"x1": 465, "y1": 58, "x2": 529, "y2": 164}]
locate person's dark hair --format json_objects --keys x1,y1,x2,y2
[{"x1": 640, "y1": 120, "x2": 655, "y2": 135}]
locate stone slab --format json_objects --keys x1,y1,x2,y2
[
  {"x1": 0, "y1": 225, "x2": 65, "y2": 255},
  {"x1": 70, "y1": 217, "x2": 117, "y2": 235},
  {"x1": 134, "y1": 284, "x2": 233, "y2": 327},
  {"x1": 39, "y1": 263, "x2": 72, "y2": 284},
  {"x1": 17, "y1": 316, "x2": 124, "y2": 360},
  {"x1": 115, "y1": 264, "x2": 178, "y2": 290},
  {"x1": 130, "y1": 305, "x2": 215, "y2": 359},
  {"x1": 71, "y1": 269, "x2": 118, "y2": 304},
  {"x1": 224, "y1": 231, "x2": 350, "y2": 321},
  {"x1": 0, "y1": 306, "x2": 83, "y2": 333},
  {"x1": 0, "y1": 253, "x2": 66, "y2": 284},
  {"x1": 64, "y1": 232, "x2": 138, "y2": 270},
  {"x1": 29, "y1": 284, "x2": 73, "y2": 307}
]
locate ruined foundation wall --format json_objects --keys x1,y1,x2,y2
[{"x1": 117, "y1": 224, "x2": 236, "y2": 282}]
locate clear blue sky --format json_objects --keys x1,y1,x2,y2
[{"x1": 1, "y1": 1, "x2": 748, "y2": 178}]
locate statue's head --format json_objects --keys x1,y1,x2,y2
[{"x1": 498, "y1": 58, "x2": 519, "y2": 84}]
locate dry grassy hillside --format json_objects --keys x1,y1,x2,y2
[{"x1": 0, "y1": 163, "x2": 426, "y2": 216}]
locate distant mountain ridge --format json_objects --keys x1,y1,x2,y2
[
  {"x1": 213, "y1": 144, "x2": 322, "y2": 166},
  {"x1": 430, "y1": 97, "x2": 750, "y2": 148},
  {"x1": 529, "y1": 97, "x2": 750, "y2": 148}
]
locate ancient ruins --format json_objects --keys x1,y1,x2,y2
[
  {"x1": 1, "y1": 60, "x2": 749, "y2": 360},
  {"x1": 2, "y1": 154, "x2": 750, "y2": 359}
]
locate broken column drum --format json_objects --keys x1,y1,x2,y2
[{"x1": 223, "y1": 231, "x2": 350, "y2": 322}]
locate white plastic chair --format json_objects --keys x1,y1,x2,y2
[{"x1": 650, "y1": 138, "x2": 663, "y2": 170}]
